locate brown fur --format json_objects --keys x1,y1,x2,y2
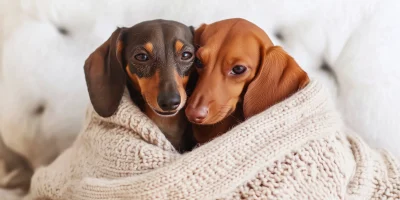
[{"x1": 186, "y1": 18, "x2": 310, "y2": 144}]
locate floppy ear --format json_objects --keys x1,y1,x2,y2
[
  {"x1": 194, "y1": 23, "x2": 207, "y2": 45},
  {"x1": 188, "y1": 25, "x2": 195, "y2": 36},
  {"x1": 84, "y1": 28, "x2": 126, "y2": 117},
  {"x1": 243, "y1": 46, "x2": 310, "y2": 119}
]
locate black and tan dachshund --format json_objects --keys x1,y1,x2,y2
[{"x1": 84, "y1": 19, "x2": 197, "y2": 152}]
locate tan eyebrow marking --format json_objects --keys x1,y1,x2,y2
[
  {"x1": 144, "y1": 42, "x2": 153, "y2": 54},
  {"x1": 175, "y1": 40, "x2": 184, "y2": 53}
]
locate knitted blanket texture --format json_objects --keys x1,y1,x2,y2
[{"x1": 27, "y1": 80, "x2": 400, "y2": 200}]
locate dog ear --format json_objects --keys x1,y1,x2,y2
[
  {"x1": 243, "y1": 46, "x2": 309, "y2": 119},
  {"x1": 188, "y1": 25, "x2": 195, "y2": 36},
  {"x1": 84, "y1": 27, "x2": 127, "y2": 117},
  {"x1": 193, "y1": 23, "x2": 207, "y2": 45}
]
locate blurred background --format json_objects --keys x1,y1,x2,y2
[{"x1": 0, "y1": 0, "x2": 399, "y2": 198}]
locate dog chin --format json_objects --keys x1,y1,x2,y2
[
  {"x1": 202, "y1": 108, "x2": 234, "y2": 125},
  {"x1": 202, "y1": 117, "x2": 224, "y2": 125},
  {"x1": 190, "y1": 115, "x2": 223, "y2": 125}
]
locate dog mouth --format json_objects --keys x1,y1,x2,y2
[
  {"x1": 154, "y1": 109, "x2": 179, "y2": 117},
  {"x1": 148, "y1": 104, "x2": 180, "y2": 117},
  {"x1": 142, "y1": 95, "x2": 184, "y2": 117}
]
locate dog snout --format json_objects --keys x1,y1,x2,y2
[
  {"x1": 157, "y1": 92, "x2": 181, "y2": 111},
  {"x1": 186, "y1": 105, "x2": 209, "y2": 124}
]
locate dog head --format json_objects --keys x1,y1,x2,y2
[
  {"x1": 84, "y1": 19, "x2": 196, "y2": 117},
  {"x1": 186, "y1": 18, "x2": 309, "y2": 124}
]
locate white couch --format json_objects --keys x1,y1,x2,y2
[{"x1": 0, "y1": 0, "x2": 399, "y2": 182}]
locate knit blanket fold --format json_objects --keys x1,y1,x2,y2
[{"x1": 27, "y1": 80, "x2": 400, "y2": 200}]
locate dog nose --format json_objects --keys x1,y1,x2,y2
[
  {"x1": 157, "y1": 93, "x2": 181, "y2": 111},
  {"x1": 186, "y1": 106, "x2": 208, "y2": 123}
]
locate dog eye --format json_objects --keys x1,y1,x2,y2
[
  {"x1": 194, "y1": 57, "x2": 203, "y2": 68},
  {"x1": 230, "y1": 65, "x2": 247, "y2": 75},
  {"x1": 181, "y1": 52, "x2": 193, "y2": 60},
  {"x1": 134, "y1": 53, "x2": 149, "y2": 61}
]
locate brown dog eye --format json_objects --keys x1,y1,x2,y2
[
  {"x1": 230, "y1": 65, "x2": 247, "y2": 75},
  {"x1": 181, "y1": 52, "x2": 193, "y2": 60},
  {"x1": 135, "y1": 53, "x2": 149, "y2": 61}
]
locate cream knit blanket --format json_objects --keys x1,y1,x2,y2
[{"x1": 27, "y1": 80, "x2": 400, "y2": 200}]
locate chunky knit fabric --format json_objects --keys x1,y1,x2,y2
[{"x1": 26, "y1": 80, "x2": 400, "y2": 200}]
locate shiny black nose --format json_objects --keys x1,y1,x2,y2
[{"x1": 157, "y1": 92, "x2": 181, "y2": 111}]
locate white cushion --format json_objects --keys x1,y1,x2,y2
[{"x1": 0, "y1": 0, "x2": 399, "y2": 169}]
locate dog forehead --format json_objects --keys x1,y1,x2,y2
[
  {"x1": 200, "y1": 19, "x2": 272, "y2": 47},
  {"x1": 125, "y1": 20, "x2": 192, "y2": 46},
  {"x1": 123, "y1": 20, "x2": 194, "y2": 78},
  {"x1": 199, "y1": 31, "x2": 258, "y2": 59}
]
